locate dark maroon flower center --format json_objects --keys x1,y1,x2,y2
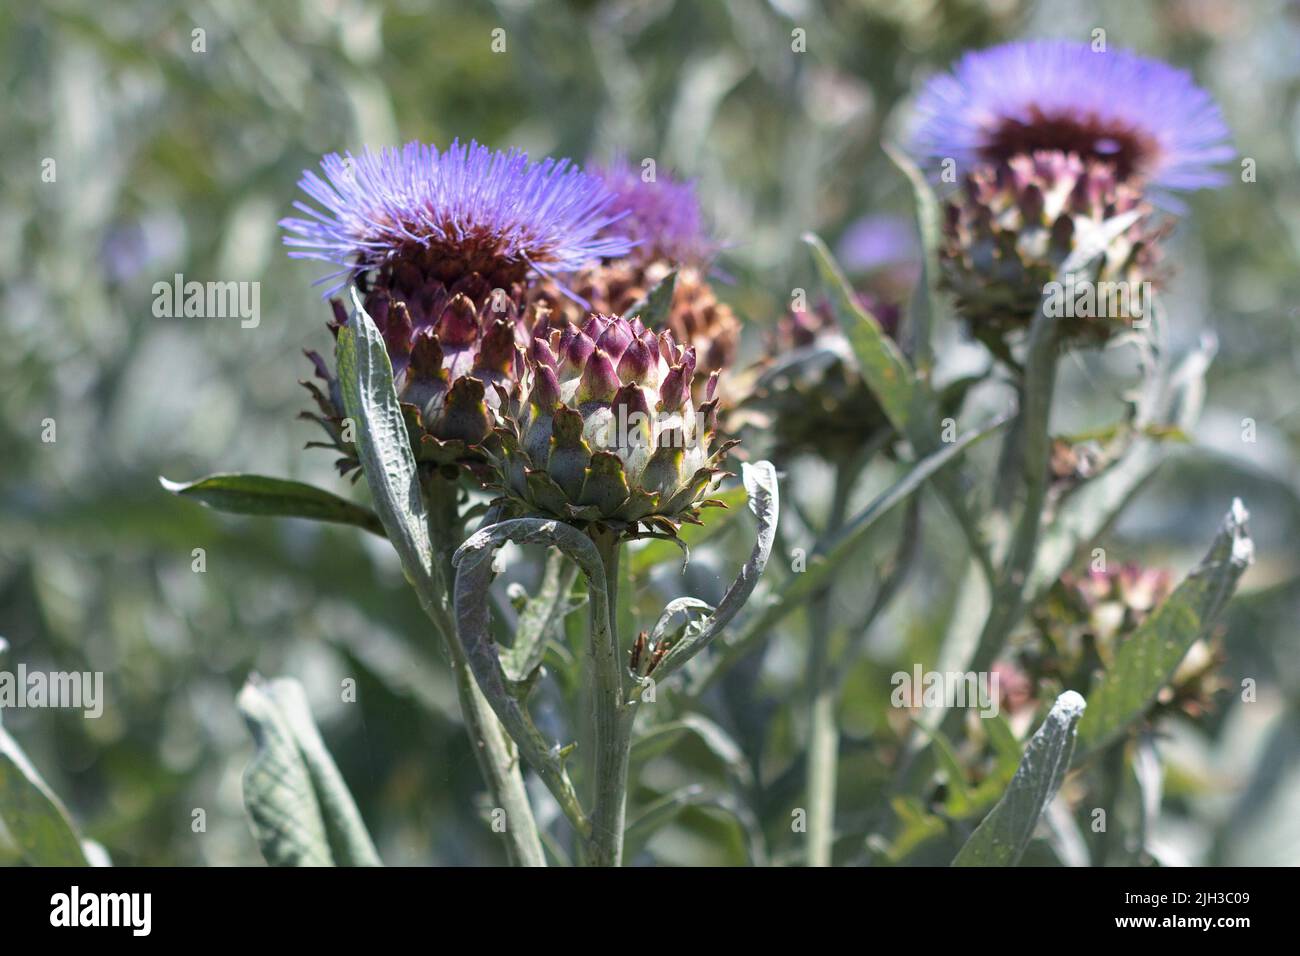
[{"x1": 982, "y1": 108, "x2": 1159, "y2": 182}]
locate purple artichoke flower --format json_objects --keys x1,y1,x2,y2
[
  {"x1": 592, "y1": 157, "x2": 716, "y2": 266},
  {"x1": 910, "y1": 40, "x2": 1232, "y2": 196},
  {"x1": 283, "y1": 140, "x2": 635, "y2": 474},
  {"x1": 282, "y1": 139, "x2": 634, "y2": 294},
  {"x1": 909, "y1": 41, "x2": 1232, "y2": 348},
  {"x1": 491, "y1": 314, "x2": 735, "y2": 535}
]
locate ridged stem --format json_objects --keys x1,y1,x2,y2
[
  {"x1": 585, "y1": 526, "x2": 632, "y2": 867},
  {"x1": 804, "y1": 462, "x2": 855, "y2": 866}
]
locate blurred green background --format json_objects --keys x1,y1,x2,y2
[{"x1": 2, "y1": 0, "x2": 1298, "y2": 865}]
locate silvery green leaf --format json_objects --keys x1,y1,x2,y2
[
  {"x1": 805, "y1": 232, "x2": 922, "y2": 433},
  {"x1": 1076, "y1": 500, "x2": 1254, "y2": 758},
  {"x1": 336, "y1": 286, "x2": 435, "y2": 593},
  {"x1": 160, "y1": 473, "x2": 385, "y2": 537},
  {"x1": 238, "y1": 677, "x2": 380, "y2": 867},
  {"x1": 649, "y1": 597, "x2": 713, "y2": 645},
  {"x1": 0, "y1": 724, "x2": 89, "y2": 867},
  {"x1": 882, "y1": 142, "x2": 947, "y2": 370},
  {"x1": 952, "y1": 691, "x2": 1087, "y2": 867},
  {"x1": 692, "y1": 420, "x2": 1005, "y2": 692},
  {"x1": 501, "y1": 549, "x2": 577, "y2": 685}
]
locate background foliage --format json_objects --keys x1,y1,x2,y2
[{"x1": 2, "y1": 0, "x2": 1298, "y2": 865}]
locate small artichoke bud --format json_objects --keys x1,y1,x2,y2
[{"x1": 734, "y1": 293, "x2": 901, "y2": 465}]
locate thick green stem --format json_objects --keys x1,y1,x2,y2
[
  {"x1": 804, "y1": 463, "x2": 854, "y2": 866},
  {"x1": 425, "y1": 476, "x2": 546, "y2": 868},
  {"x1": 585, "y1": 526, "x2": 632, "y2": 867}
]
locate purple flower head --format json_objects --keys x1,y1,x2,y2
[
  {"x1": 281, "y1": 139, "x2": 635, "y2": 295},
  {"x1": 593, "y1": 157, "x2": 716, "y2": 265},
  {"x1": 909, "y1": 40, "x2": 1233, "y2": 198}
]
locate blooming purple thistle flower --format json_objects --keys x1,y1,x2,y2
[
  {"x1": 910, "y1": 40, "x2": 1233, "y2": 196},
  {"x1": 593, "y1": 158, "x2": 716, "y2": 265},
  {"x1": 281, "y1": 139, "x2": 635, "y2": 294}
]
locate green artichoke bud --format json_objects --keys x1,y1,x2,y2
[
  {"x1": 733, "y1": 293, "x2": 901, "y2": 464},
  {"x1": 490, "y1": 313, "x2": 736, "y2": 536}
]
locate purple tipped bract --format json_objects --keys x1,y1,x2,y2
[
  {"x1": 281, "y1": 139, "x2": 635, "y2": 293},
  {"x1": 910, "y1": 40, "x2": 1233, "y2": 195},
  {"x1": 593, "y1": 158, "x2": 715, "y2": 264}
]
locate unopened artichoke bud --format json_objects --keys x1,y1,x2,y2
[
  {"x1": 302, "y1": 278, "x2": 532, "y2": 475},
  {"x1": 490, "y1": 314, "x2": 736, "y2": 536},
  {"x1": 736, "y1": 292, "x2": 901, "y2": 464},
  {"x1": 282, "y1": 139, "x2": 634, "y2": 475},
  {"x1": 940, "y1": 151, "x2": 1163, "y2": 349}
]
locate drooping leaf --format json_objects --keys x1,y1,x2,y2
[
  {"x1": 0, "y1": 723, "x2": 90, "y2": 867},
  {"x1": 882, "y1": 142, "x2": 947, "y2": 371},
  {"x1": 652, "y1": 461, "x2": 780, "y2": 680},
  {"x1": 453, "y1": 517, "x2": 607, "y2": 836},
  {"x1": 238, "y1": 676, "x2": 380, "y2": 867},
  {"x1": 952, "y1": 691, "x2": 1087, "y2": 867},
  {"x1": 160, "y1": 473, "x2": 385, "y2": 537},
  {"x1": 1075, "y1": 500, "x2": 1254, "y2": 758},
  {"x1": 693, "y1": 419, "x2": 1005, "y2": 692}
]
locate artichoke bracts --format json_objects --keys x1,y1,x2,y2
[
  {"x1": 940, "y1": 151, "x2": 1163, "y2": 350},
  {"x1": 529, "y1": 260, "x2": 740, "y2": 382},
  {"x1": 300, "y1": 275, "x2": 547, "y2": 477},
  {"x1": 489, "y1": 314, "x2": 736, "y2": 536}
]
